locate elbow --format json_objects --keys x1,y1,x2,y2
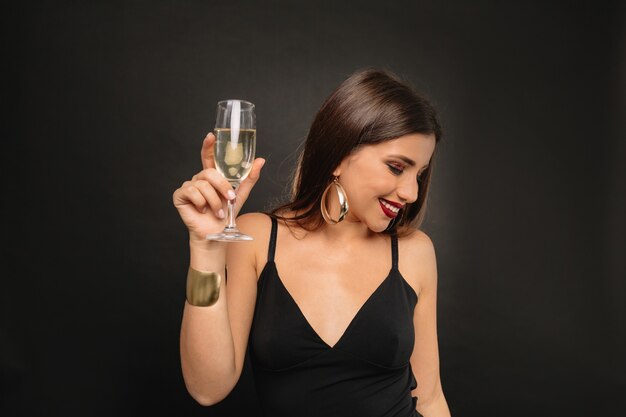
[
  {"x1": 187, "y1": 389, "x2": 227, "y2": 407},
  {"x1": 192, "y1": 394, "x2": 217, "y2": 407},
  {"x1": 192, "y1": 395, "x2": 214, "y2": 407},
  {"x1": 180, "y1": 358, "x2": 239, "y2": 406},
  {"x1": 184, "y1": 379, "x2": 232, "y2": 406}
]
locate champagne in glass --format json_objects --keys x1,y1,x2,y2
[
  {"x1": 206, "y1": 99, "x2": 256, "y2": 241},
  {"x1": 213, "y1": 128, "x2": 256, "y2": 183}
]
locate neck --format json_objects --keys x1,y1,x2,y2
[
  {"x1": 319, "y1": 213, "x2": 375, "y2": 244},
  {"x1": 286, "y1": 206, "x2": 375, "y2": 243}
]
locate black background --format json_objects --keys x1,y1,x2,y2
[{"x1": 3, "y1": 1, "x2": 624, "y2": 416}]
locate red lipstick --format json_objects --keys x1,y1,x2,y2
[{"x1": 379, "y1": 198, "x2": 401, "y2": 218}]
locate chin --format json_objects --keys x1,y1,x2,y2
[
  {"x1": 366, "y1": 218, "x2": 392, "y2": 233},
  {"x1": 346, "y1": 207, "x2": 390, "y2": 233}
]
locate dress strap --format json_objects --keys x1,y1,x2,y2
[
  {"x1": 267, "y1": 215, "x2": 278, "y2": 263},
  {"x1": 391, "y1": 232, "x2": 399, "y2": 270}
]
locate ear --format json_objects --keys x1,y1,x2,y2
[
  {"x1": 333, "y1": 153, "x2": 353, "y2": 177},
  {"x1": 332, "y1": 161, "x2": 343, "y2": 177}
]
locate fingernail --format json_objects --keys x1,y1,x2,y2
[
  {"x1": 228, "y1": 190, "x2": 236, "y2": 200},
  {"x1": 218, "y1": 209, "x2": 225, "y2": 219}
]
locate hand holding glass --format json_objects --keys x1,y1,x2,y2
[{"x1": 206, "y1": 100, "x2": 256, "y2": 241}]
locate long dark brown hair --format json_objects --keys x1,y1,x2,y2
[{"x1": 266, "y1": 68, "x2": 443, "y2": 238}]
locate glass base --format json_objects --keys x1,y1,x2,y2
[{"x1": 206, "y1": 228, "x2": 253, "y2": 241}]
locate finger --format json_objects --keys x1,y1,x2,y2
[
  {"x1": 172, "y1": 181, "x2": 193, "y2": 206},
  {"x1": 182, "y1": 184, "x2": 209, "y2": 213},
  {"x1": 235, "y1": 157, "x2": 266, "y2": 204},
  {"x1": 195, "y1": 180, "x2": 226, "y2": 218},
  {"x1": 191, "y1": 168, "x2": 234, "y2": 201},
  {"x1": 201, "y1": 132, "x2": 216, "y2": 170},
  {"x1": 191, "y1": 168, "x2": 216, "y2": 182}
]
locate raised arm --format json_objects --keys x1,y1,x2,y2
[{"x1": 173, "y1": 132, "x2": 265, "y2": 405}]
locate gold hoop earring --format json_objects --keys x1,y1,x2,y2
[{"x1": 320, "y1": 176, "x2": 349, "y2": 224}]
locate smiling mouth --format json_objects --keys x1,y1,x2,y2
[{"x1": 379, "y1": 199, "x2": 400, "y2": 218}]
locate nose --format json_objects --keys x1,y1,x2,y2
[{"x1": 396, "y1": 176, "x2": 419, "y2": 204}]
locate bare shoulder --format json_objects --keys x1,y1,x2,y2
[
  {"x1": 399, "y1": 229, "x2": 436, "y2": 252},
  {"x1": 236, "y1": 212, "x2": 272, "y2": 236},
  {"x1": 397, "y1": 229, "x2": 438, "y2": 298},
  {"x1": 233, "y1": 212, "x2": 273, "y2": 278}
]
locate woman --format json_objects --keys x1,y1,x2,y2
[{"x1": 173, "y1": 68, "x2": 451, "y2": 417}]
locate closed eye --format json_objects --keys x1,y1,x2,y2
[{"x1": 387, "y1": 163, "x2": 404, "y2": 175}]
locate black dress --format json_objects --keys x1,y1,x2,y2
[{"x1": 248, "y1": 215, "x2": 423, "y2": 417}]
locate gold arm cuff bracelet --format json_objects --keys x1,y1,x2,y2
[{"x1": 186, "y1": 267, "x2": 221, "y2": 307}]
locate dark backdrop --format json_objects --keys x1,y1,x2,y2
[{"x1": 3, "y1": 1, "x2": 624, "y2": 416}]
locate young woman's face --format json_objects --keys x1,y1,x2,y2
[{"x1": 332, "y1": 133, "x2": 436, "y2": 232}]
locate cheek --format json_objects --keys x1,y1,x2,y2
[
  {"x1": 364, "y1": 172, "x2": 391, "y2": 196},
  {"x1": 345, "y1": 177, "x2": 386, "y2": 209}
]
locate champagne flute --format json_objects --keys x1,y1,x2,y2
[{"x1": 206, "y1": 99, "x2": 256, "y2": 241}]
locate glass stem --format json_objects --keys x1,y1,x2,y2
[{"x1": 227, "y1": 184, "x2": 238, "y2": 229}]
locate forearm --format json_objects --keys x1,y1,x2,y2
[
  {"x1": 416, "y1": 391, "x2": 451, "y2": 417},
  {"x1": 180, "y1": 241, "x2": 236, "y2": 405}
]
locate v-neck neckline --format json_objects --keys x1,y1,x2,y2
[{"x1": 267, "y1": 260, "x2": 395, "y2": 349}]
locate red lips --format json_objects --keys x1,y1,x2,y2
[
  {"x1": 379, "y1": 199, "x2": 401, "y2": 218},
  {"x1": 381, "y1": 198, "x2": 403, "y2": 209}
]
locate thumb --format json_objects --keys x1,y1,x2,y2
[{"x1": 236, "y1": 157, "x2": 266, "y2": 205}]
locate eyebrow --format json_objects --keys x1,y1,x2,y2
[{"x1": 388, "y1": 154, "x2": 429, "y2": 170}]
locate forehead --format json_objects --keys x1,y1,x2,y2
[{"x1": 359, "y1": 133, "x2": 436, "y2": 165}]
